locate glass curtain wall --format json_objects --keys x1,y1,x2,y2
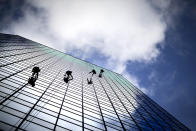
[{"x1": 0, "y1": 33, "x2": 190, "y2": 131}]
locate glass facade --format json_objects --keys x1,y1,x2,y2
[{"x1": 0, "y1": 33, "x2": 190, "y2": 131}]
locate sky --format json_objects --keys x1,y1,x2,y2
[{"x1": 0, "y1": 0, "x2": 196, "y2": 130}]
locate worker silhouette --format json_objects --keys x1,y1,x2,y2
[
  {"x1": 28, "y1": 77, "x2": 36, "y2": 87},
  {"x1": 64, "y1": 70, "x2": 73, "y2": 83},
  {"x1": 98, "y1": 69, "x2": 104, "y2": 78},
  {"x1": 89, "y1": 69, "x2": 96, "y2": 76},
  {"x1": 87, "y1": 69, "x2": 96, "y2": 84},
  {"x1": 28, "y1": 67, "x2": 40, "y2": 87},
  {"x1": 87, "y1": 78, "x2": 93, "y2": 84}
]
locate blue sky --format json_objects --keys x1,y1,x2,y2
[{"x1": 0, "y1": 0, "x2": 196, "y2": 130}]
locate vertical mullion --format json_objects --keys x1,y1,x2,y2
[
  {"x1": 103, "y1": 76, "x2": 143, "y2": 131},
  {"x1": 128, "y1": 78, "x2": 186, "y2": 130},
  {"x1": 0, "y1": 52, "x2": 57, "y2": 82},
  {"x1": 15, "y1": 68, "x2": 63, "y2": 131},
  {"x1": 82, "y1": 72, "x2": 84, "y2": 131},
  {"x1": 92, "y1": 83, "x2": 107, "y2": 131},
  {"x1": 0, "y1": 46, "x2": 42, "y2": 52},
  {"x1": 115, "y1": 74, "x2": 176, "y2": 130},
  {"x1": 23, "y1": 82, "x2": 61, "y2": 130},
  {"x1": 97, "y1": 78, "x2": 126, "y2": 131},
  {"x1": 0, "y1": 54, "x2": 59, "y2": 105},
  {"x1": 0, "y1": 83, "x2": 28, "y2": 105},
  {"x1": 53, "y1": 83, "x2": 69, "y2": 131},
  {"x1": 109, "y1": 73, "x2": 167, "y2": 130},
  {"x1": 0, "y1": 50, "x2": 54, "y2": 68},
  {"x1": 0, "y1": 48, "x2": 49, "y2": 59}
]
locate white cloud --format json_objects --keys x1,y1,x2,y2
[
  {"x1": 123, "y1": 71, "x2": 149, "y2": 95},
  {"x1": 4, "y1": 0, "x2": 167, "y2": 62},
  {"x1": 2, "y1": 0, "x2": 171, "y2": 94}
]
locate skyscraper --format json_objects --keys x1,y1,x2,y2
[{"x1": 0, "y1": 33, "x2": 190, "y2": 131}]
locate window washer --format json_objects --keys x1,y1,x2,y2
[
  {"x1": 64, "y1": 70, "x2": 73, "y2": 83},
  {"x1": 98, "y1": 69, "x2": 104, "y2": 78},
  {"x1": 89, "y1": 69, "x2": 96, "y2": 76},
  {"x1": 87, "y1": 78, "x2": 93, "y2": 84},
  {"x1": 32, "y1": 66, "x2": 40, "y2": 79},
  {"x1": 28, "y1": 66, "x2": 40, "y2": 87},
  {"x1": 87, "y1": 69, "x2": 96, "y2": 84}
]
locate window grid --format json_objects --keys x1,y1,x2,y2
[{"x1": 0, "y1": 33, "x2": 190, "y2": 131}]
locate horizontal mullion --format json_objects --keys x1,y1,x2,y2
[
  {"x1": 0, "y1": 47, "x2": 49, "y2": 59},
  {"x1": 0, "y1": 50, "x2": 55, "y2": 68},
  {"x1": 0, "y1": 46, "x2": 42, "y2": 52}
]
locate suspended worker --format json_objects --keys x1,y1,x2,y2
[
  {"x1": 87, "y1": 69, "x2": 96, "y2": 84},
  {"x1": 87, "y1": 78, "x2": 93, "y2": 84},
  {"x1": 28, "y1": 66, "x2": 40, "y2": 87},
  {"x1": 32, "y1": 66, "x2": 40, "y2": 79},
  {"x1": 89, "y1": 69, "x2": 96, "y2": 76},
  {"x1": 64, "y1": 70, "x2": 73, "y2": 83},
  {"x1": 98, "y1": 69, "x2": 104, "y2": 78}
]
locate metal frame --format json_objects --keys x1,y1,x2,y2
[{"x1": 0, "y1": 33, "x2": 190, "y2": 131}]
